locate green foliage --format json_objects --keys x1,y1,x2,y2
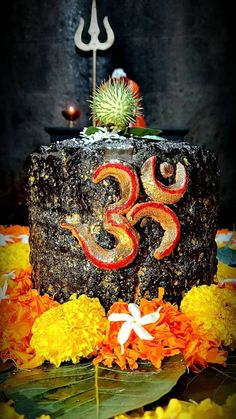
[
  {"x1": 1, "y1": 357, "x2": 185, "y2": 419},
  {"x1": 127, "y1": 127, "x2": 163, "y2": 139},
  {"x1": 183, "y1": 355, "x2": 236, "y2": 405},
  {"x1": 83, "y1": 126, "x2": 164, "y2": 140},
  {"x1": 84, "y1": 127, "x2": 100, "y2": 135}
]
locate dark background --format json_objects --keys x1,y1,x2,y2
[{"x1": 0, "y1": 0, "x2": 235, "y2": 227}]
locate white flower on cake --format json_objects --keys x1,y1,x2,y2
[
  {"x1": 81, "y1": 127, "x2": 127, "y2": 143},
  {"x1": 0, "y1": 280, "x2": 9, "y2": 302},
  {"x1": 0, "y1": 233, "x2": 28, "y2": 245},
  {"x1": 108, "y1": 303, "x2": 162, "y2": 354},
  {"x1": 17, "y1": 234, "x2": 29, "y2": 244},
  {"x1": 4, "y1": 272, "x2": 16, "y2": 280},
  {"x1": 220, "y1": 278, "x2": 236, "y2": 284},
  {"x1": 0, "y1": 234, "x2": 14, "y2": 246},
  {"x1": 215, "y1": 232, "x2": 233, "y2": 243}
]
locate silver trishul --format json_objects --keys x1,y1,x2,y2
[{"x1": 74, "y1": 0, "x2": 115, "y2": 99}]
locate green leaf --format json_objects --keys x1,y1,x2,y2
[
  {"x1": 183, "y1": 355, "x2": 236, "y2": 405},
  {"x1": 217, "y1": 246, "x2": 236, "y2": 266},
  {"x1": 127, "y1": 127, "x2": 163, "y2": 138},
  {"x1": 1, "y1": 356, "x2": 185, "y2": 419},
  {"x1": 84, "y1": 126, "x2": 100, "y2": 135}
]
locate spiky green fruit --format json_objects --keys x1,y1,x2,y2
[{"x1": 91, "y1": 80, "x2": 142, "y2": 131}]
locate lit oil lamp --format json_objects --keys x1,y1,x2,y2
[{"x1": 62, "y1": 105, "x2": 80, "y2": 128}]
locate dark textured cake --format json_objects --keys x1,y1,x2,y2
[{"x1": 25, "y1": 136, "x2": 219, "y2": 309}]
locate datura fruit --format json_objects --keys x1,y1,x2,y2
[{"x1": 91, "y1": 79, "x2": 142, "y2": 131}]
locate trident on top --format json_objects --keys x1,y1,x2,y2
[{"x1": 74, "y1": 0, "x2": 115, "y2": 97}]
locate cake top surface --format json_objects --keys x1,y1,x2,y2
[{"x1": 36, "y1": 134, "x2": 210, "y2": 157}]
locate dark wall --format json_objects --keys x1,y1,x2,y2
[{"x1": 0, "y1": 0, "x2": 235, "y2": 226}]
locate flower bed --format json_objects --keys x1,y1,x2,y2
[{"x1": 0, "y1": 225, "x2": 235, "y2": 419}]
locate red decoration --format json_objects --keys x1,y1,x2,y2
[
  {"x1": 62, "y1": 162, "x2": 140, "y2": 270},
  {"x1": 127, "y1": 201, "x2": 181, "y2": 260},
  {"x1": 62, "y1": 156, "x2": 188, "y2": 269},
  {"x1": 141, "y1": 156, "x2": 188, "y2": 204}
]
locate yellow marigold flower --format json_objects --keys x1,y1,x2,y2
[
  {"x1": 0, "y1": 400, "x2": 50, "y2": 419},
  {"x1": 0, "y1": 242, "x2": 30, "y2": 273},
  {"x1": 114, "y1": 394, "x2": 236, "y2": 419},
  {"x1": 216, "y1": 261, "x2": 236, "y2": 282},
  {"x1": 0, "y1": 400, "x2": 24, "y2": 419},
  {"x1": 181, "y1": 284, "x2": 236, "y2": 347},
  {"x1": 30, "y1": 294, "x2": 108, "y2": 367}
]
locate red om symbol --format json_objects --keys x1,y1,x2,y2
[{"x1": 61, "y1": 156, "x2": 188, "y2": 270}]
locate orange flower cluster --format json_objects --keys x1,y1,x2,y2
[
  {"x1": 94, "y1": 290, "x2": 227, "y2": 371},
  {"x1": 0, "y1": 269, "x2": 58, "y2": 366},
  {"x1": 0, "y1": 225, "x2": 29, "y2": 243},
  {"x1": 3, "y1": 268, "x2": 33, "y2": 297}
]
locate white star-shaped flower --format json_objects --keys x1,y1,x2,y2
[
  {"x1": 0, "y1": 234, "x2": 14, "y2": 246},
  {"x1": 4, "y1": 272, "x2": 16, "y2": 280},
  {"x1": 215, "y1": 232, "x2": 233, "y2": 244},
  {"x1": 17, "y1": 234, "x2": 29, "y2": 244},
  {"x1": 108, "y1": 303, "x2": 162, "y2": 354},
  {"x1": 0, "y1": 280, "x2": 9, "y2": 302},
  {"x1": 220, "y1": 278, "x2": 236, "y2": 284}
]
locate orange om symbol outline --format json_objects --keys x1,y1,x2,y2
[{"x1": 61, "y1": 156, "x2": 188, "y2": 270}]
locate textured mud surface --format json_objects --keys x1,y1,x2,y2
[{"x1": 25, "y1": 136, "x2": 219, "y2": 309}]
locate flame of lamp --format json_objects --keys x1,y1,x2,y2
[{"x1": 62, "y1": 106, "x2": 80, "y2": 128}]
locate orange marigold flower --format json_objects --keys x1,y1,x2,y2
[
  {"x1": 95, "y1": 291, "x2": 227, "y2": 371},
  {"x1": 6, "y1": 268, "x2": 32, "y2": 297},
  {"x1": 0, "y1": 225, "x2": 29, "y2": 244},
  {"x1": 0, "y1": 288, "x2": 58, "y2": 366},
  {"x1": 0, "y1": 224, "x2": 29, "y2": 236}
]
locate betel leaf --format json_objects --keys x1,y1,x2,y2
[
  {"x1": 0, "y1": 360, "x2": 13, "y2": 374},
  {"x1": 183, "y1": 355, "x2": 236, "y2": 405},
  {"x1": 84, "y1": 126, "x2": 100, "y2": 135},
  {"x1": 217, "y1": 246, "x2": 236, "y2": 266},
  {"x1": 1, "y1": 356, "x2": 185, "y2": 419},
  {"x1": 127, "y1": 127, "x2": 163, "y2": 138}
]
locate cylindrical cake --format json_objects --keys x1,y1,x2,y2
[{"x1": 25, "y1": 136, "x2": 219, "y2": 309}]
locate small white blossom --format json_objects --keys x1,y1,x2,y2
[
  {"x1": 81, "y1": 127, "x2": 126, "y2": 143},
  {"x1": 0, "y1": 234, "x2": 14, "y2": 246},
  {"x1": 215, "y1": 232, "x2": 233, "y2": 244},
  {"x1": 108, "y1": 303, "x2": 162, "y2": 354},
  {"x1": 4, "y1": 272, "x2": 16, "y2": 280},
  {"x1": 0, "y1": 280, "x2": 9, "y2": 302},
  {"x1": 17, "y1": 234, "x2": 29, "y2": 244},
  {"x1": 220, "y1": 278, "x2": 236, "y2": 284}
]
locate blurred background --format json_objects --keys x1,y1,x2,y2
[{"x1": 0, "y1": 0, "x2": 235, "y2": 227}]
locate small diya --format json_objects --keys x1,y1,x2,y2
[{"x1": 62, "y1": 105, "x2": 80, "y2": 128}]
